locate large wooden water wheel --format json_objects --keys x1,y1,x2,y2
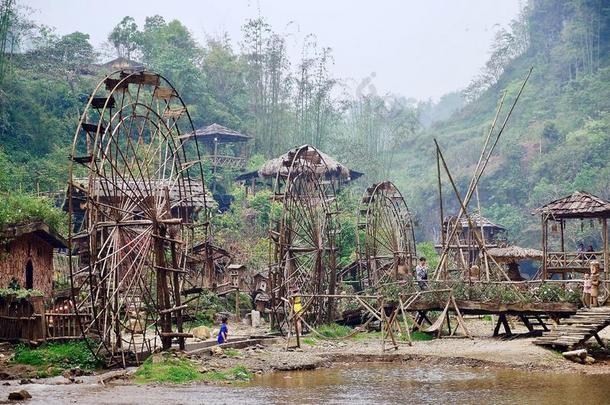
[
  {"x1": 357, "y1": 181, "x2": 416, "y2": 289},
  {"x1": 269, "y1": 146, "x2": 340, "y2": 329},
  {"x1": 67, "y1": 69, "x2": 209, "y2": 365}
]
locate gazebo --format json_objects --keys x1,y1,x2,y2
[
  {"x1": 181, "y1": 123, "x2": 252, "y2": 171},
  {"x1": 235, "y1": 144, "x2": 363, "y2": 194},
  {"x1": 534, "y1": 191, "x2": 610, "y2": 280}
]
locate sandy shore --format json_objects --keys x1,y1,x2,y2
[{"x1": 184, "y1": 317, "x2": 610, "y2": 377}]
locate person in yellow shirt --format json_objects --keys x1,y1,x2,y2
[{"x1": 291, "y1": 285, "x2": 302, "y2": 336}]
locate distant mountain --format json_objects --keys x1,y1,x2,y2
[{"x1": 391, "y1": 0, "x2": 610, "y2": 247}]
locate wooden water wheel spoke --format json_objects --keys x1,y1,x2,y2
[
  {"x1": 269, "y1": 146, "x2": 340, "y2": 329},
  {"x1": 68, "y1": 70, "x2": 209, "y2": 366},
  {"x1": 357, "y1": 181, "x2": 416, "y2": 290}
]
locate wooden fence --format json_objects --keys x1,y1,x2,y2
[
  {"x1": 0, "y1": 295, "x2": 91, "y2": 343},
  {"x1": 45, "y1": 312, "x2": 91, "y2": 340},
  {"x1": 0, "y1": 295, "x2": 45, "y2": 343}
]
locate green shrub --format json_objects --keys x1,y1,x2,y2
[
  {"x1": 0, "y1": 193, "x2": 67, "y2": 235},
  {"x1": 316, "y1": 323, "x2": 353, "y2": 338},
  {"x1": 200, "y1": 365, "x2": 252, "y2": 382},
  {"x1": 134, "y1": 354, "x2": 202, "y2": 384},
  {"x1": 13, "y1": 341, "x2": 101, "y2": 374}
]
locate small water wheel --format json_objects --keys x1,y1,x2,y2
[
  {"x1": 357, "y1": 181, "x2": 416, "y2": 289},
  {"x1": 269, "y1": 146, "x2": 340, "y2": 329},
  {"x1": 67, "y1": 69, "x2": 210, "y2": 365}
]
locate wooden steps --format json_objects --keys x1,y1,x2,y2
[{"x1": 533, "y1": 306, "x2": 610, "y2": 349}]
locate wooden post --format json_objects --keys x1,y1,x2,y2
[
  {"x1": 436, "y1": 148, "x2": 445, "y2": 276},
  {"x1": 165, "y1": 188, "x2": 185, "y2": 350},
  {"x1": 560, "y1": 219, "x2": 566, "y2": 280},
  {"x1": 235, "y1": 289, "x2": 240, "y2": 319},
  {"x1": 212, "y1": 137, "x2": 218, "y2": 193},
  {"x1": 602, "y1": 218, "x2": 610, "y2": 281},
  {"x1": 542, "y1": 215, "x2": 548, "y2": 281},
  {"x1": 327, "y1": 235, "x2": 337, "y2": 323}
]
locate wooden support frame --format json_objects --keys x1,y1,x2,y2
[{"x1": 282, "y1": 294, "x2": 399, "y2": 352}]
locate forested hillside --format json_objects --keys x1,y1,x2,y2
[
  {"x1": 391, "y1": 0, "x2": 610, "y2": 247},
  {"x1": 0, "y1": 0, "x2": 608, "y2": 258}
]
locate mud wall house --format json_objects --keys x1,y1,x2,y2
[{"x1": 0, "y1": 222, "x2": 67, "y2": 298}]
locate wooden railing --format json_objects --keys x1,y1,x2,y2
[
  {"x1": 546, "y1": 251, "x2": 604, "y2": 271},
  {"x1": 45, "y1": 312, "x2": 91, "y2": 340},
  {"x1": 206, "y1": 155, "x2": 247, "y2": 169}
]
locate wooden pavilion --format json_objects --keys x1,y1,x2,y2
[
  {"x1": 182, "y1": 123, "x2": 252, "y2": 171},
  {"x1": 235, "y1": 144, "x2": 364, "y2": 194},
  {"x1": 535, "y1": 191, "x2": 610, "y2": 280},
  {"x1": 435, "y1": 213, "x2": 507, "y2": 270}
]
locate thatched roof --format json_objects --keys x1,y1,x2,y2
[
  {"x1": 534, "y1": 191, "x2": 610, "y2": 219},
  {"x1": 70, "y1": 178, "x2": 216, "y2": 210},
  {"x1": 0, "y1": 221, "x2": 67, "y2": 248},
  {"x1": 487, "y1": 246, "x2": 543, "y2": 262},
  {"x1": 181, "y1": 123, "x2": 252, "y2": 143},
  {"x1": 444, "y1": 213, "x2": 505, "y2": 230},
  {"x1": 235, "y1": 145, "x2": 363, "y2": 182}
]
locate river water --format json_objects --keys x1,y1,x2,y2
[{"x1": 2, "y1": 362, "x2": 609, "y2": 404}]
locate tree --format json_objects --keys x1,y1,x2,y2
[
  {"x1": 241, "y1": 18, "x2": 292, "y2": 156},
  {"x1": 108, "y1": 16, "x2": 140, "y2": 60}
]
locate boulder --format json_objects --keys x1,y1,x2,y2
[
  {"x1": 192, "y1": 326, "x2": 211, "y2": 340},
  {"x1": 210, "y1": 346, "x2": 224, "y2": 356},
  {"x1": 8, "y1": 390, "x2": 31, "y2": 401}
]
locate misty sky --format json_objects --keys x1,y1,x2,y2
[{"x1": 21, "y1": 0, "x2": 521, "y2": 101}]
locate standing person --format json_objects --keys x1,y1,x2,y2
[
  {"x1": 415, "y1": 257, "x2": 429, "y2": 290},
  {"x1": 590, "y1": 261, "x2": 601, "y2": 307},
  {"x1": 583, "y1": 273, "x2": 592, "y2": 308},
  {"x1": 291, "y1": 286, "x2": 303, "y2": 337},
  {"x1": 217, "y1": 316, "x2": 228, "y2": 344},
  {"x1": 577, "y1": 243, "x2": 585, "y2": 261},
  {"x1": 586, "y1": 245, "x2": 596, "y2": 260}
]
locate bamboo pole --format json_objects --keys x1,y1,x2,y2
[
  {"x1": 432, "y1": 69, "x2": 531, "y2": 280},
  {"x1": 602, "y1": 218, "x2": 610, "y2": 280},
  {"x1": 542, "y1": 215, "x2": 548, "y2": 280},
  {"x1": 434, "y1": 142, "x2": 514, "y2": 283},
  {"x1": 436, "y1": 148, "x2": 446, "y2": 277}
]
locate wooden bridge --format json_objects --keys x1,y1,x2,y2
[{"x1": 533, "y1": 306, "x2": 610, "y2": 349}]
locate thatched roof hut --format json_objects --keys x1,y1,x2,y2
[
  {"x1": 444, "y1": 213, "x2": 505, "y2": 230},
  {"x1": 235, "y1": 144, "x2": 363, "y2": 182},
  {"x1": 534, "y1": 191, "x2": 610, "y2": 219},
  {"x1": 487, "y1": 246, "x2": 543, "y2": 263},
  {"x1": 181, "y1": 123, "x2": 252, "y2": 144},
  {"x1": 0, "y1": 221, "x2": 67, "y2": 297}
]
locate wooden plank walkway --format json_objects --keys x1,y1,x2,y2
[{"x1": 533, "y1": 306, "x2": 610, "y2": 349}]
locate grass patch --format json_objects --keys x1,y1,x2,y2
[
  {"x1": 134, "y1": 354, "x2": 203, "y2": 384},
  {"x1": 200, "y1": 366, "x2": 252, "y2": 382},
  {"x1": 411, "y1": 331, "x2": 434, "y2": 341},
  {"x1": 482, "y1": 315, "x2": 492, "y2": 321},
  {"x1": 316, "y1": 323, "x2": 353, "y2": 338},
  {"x1": 13, "y1": 341, "x2": 101, "y2": 376},
  {"x1": 351, "y1": 330, "x2": 433, "y2": 342},
  {"x1": 301, "y1": 337, "x2": 317, "y2": 346},
  {"x1": 223, "y1": 348, "x2": 241, "y2": 357},
  {"x1": 134, "y1": 354, "x2": 253, "y2": 385}
]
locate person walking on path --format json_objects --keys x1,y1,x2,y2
[{"x1": 217, "y1": 316, "x2": 229, "y2": 344}]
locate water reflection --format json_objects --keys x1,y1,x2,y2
[
  {"x1": 1, "y1": 362, "x2": 609, "y2": 405},
  {"x1": 252, "y1": 362, "x2": 610, "y2": 405}
]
